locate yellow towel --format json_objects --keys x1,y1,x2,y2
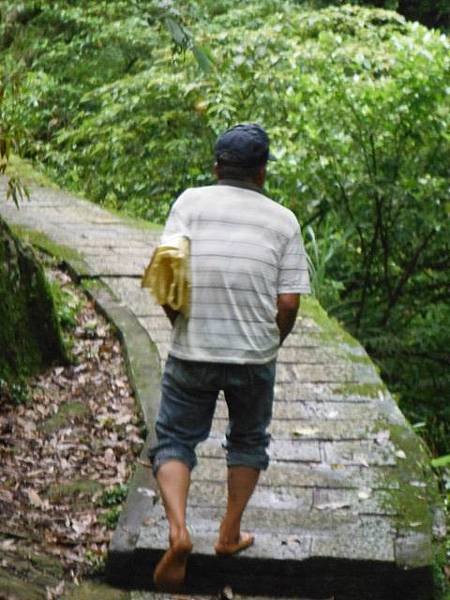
[{"x1": 141, "y1": 236, "x2": 190, "y2": 317}]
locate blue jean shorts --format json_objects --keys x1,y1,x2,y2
[{"x1": 149, "y1": 355, "x2": 276, "y2": 474}]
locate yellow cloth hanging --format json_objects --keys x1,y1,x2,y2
[{"x1": 141, "y1": 236, "x2": 190, "y2": 317}]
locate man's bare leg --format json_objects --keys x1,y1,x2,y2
[
  {"x1": 215, "y1": 466, "x2": 259, "y2": 555},
  {"x1": 153, "y1": 460, "x2": 193, "y2": 591}
]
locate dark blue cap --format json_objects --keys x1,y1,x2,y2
[{"x1": 214, "y1": 123, "x2": 275, "y2": 168}]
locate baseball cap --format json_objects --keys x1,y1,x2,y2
[{"x1": 214, "y1": 123, "x2": 275, "y2": 168}]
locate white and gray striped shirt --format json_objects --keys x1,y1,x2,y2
[{"x1": 162, "y1": 181, "x2": 310, "y2": 364}]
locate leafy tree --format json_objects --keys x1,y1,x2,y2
[
  {"x1": 0, "y1": 63, "x2": 67, "y2": 384},
  {"x1": 0, "y1": 1, "x2": 448, "y2": 451}
]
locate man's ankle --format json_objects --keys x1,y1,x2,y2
[
  {"x1": 219, "y1": 517, "x2": 241, "y2": 542},
  {"x1": 169, "y1": 526, "x2": 191, "y2": 547}
]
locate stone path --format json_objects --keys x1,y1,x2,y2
[{"x1": 0, "y1": 179, "x2": 445, "y2": 600}]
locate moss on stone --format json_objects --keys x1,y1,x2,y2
[
  {"x1": 332, "y1": 382, "x2": 386, "y2": 398},
  {"x1": 46, "y1": 479, "x2": 103, "y2": 504},
  {"x1": 300, "y1": 296, "x2": 360, "y2": 348},
  {"x1": 11, "y1": 225, "x2": 83, "y2": 265},
  {"x1": 0, "y1": 543, "x2": 65, "y2": 598},
  {"x1": 373, "y1": 420, "x2": 442, "y2": 536},
  {"x1": 0, "y1": 572, "x2": 44, "y2": 600},
  {"x1": 63, "y1": 580, "x2": 130, "y2": 600},
  {"x1": 28, "y1": 551, "x2": 65, "y2": 579},
  {"x1": 40, "y1": 401, "x2": 91, "y2": 434},
  {"x1": 343, "y1": 351, "x2": 373, "y2": 366},
  {"x1": 0, "y1": 217, "x2": 68, "y2": 382}
]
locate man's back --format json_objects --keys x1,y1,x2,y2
[{"x1": 162, "y1": 181, "x2": 310, "y2": 364}]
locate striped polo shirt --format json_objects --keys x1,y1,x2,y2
[{"x1": 161, "y1": 180, "x2": 311, "y2": 364}]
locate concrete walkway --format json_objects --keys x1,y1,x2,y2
[{"x1": 0, "y1": 178, "x2": 445, "y2": 600}]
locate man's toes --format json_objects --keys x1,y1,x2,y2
[{"x1": 214, "y1": 531, "x2": 254, "y2": 556}]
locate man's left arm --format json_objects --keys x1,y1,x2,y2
[
  {"x1": 276, "y1": 220, "x2": 311, "y2": 344},
  {"x1": 277, "y1": 293, "x2": 300, "y2": 346}
]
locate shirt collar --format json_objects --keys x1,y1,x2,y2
[{"x1": 217, "y1": 178, "x2": 263, "y2": 193}]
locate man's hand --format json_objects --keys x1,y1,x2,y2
[{"x1": 276, "y1": 293, "x2": 300, "y2": 346}]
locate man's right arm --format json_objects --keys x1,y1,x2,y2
[{"x1": 276, "y1": 293, "x2": 300, "y2": 346}]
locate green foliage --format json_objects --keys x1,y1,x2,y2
[
  {"x1": 432, "y1": 456, "x2": 450, "y2": 469},
  {"x1": 99, "y1": 483, "x2": 128, "y2": 508},
  {"x1": 0, "y1": 0, "x2": 449, "y2": 453},
  {"x1": 97, "y1": 483, "x2": 128, "y2": 529},
  {"x1": 0, "y1": 377, "x2": 30, "y2": 406},
  {"x1": 84, "y1": 548, "x2": 106, "y2": 575},
  {"x1": 49, "y1": 279, "x2": 82, "y2": 330},
  {"x1": 98, "y1": 505, "x2": 122, "y2": 530}
]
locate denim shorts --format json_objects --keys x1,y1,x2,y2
[{"x1": 149, "y1": 355, "x2": 276, "y2": 474}]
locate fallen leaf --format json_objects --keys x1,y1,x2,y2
[
  {"x1": 0, "y1": 539, "x2": 16, "y2": 551},
  {"x1": 292, "y1": 426, "x2": 319, "y2": 437},
  {"x1": 375, "y1": 430, "x2": 390, "y2": 445},
  {"x1": 0, "y1": 259, "x2": 144, "y2": 581},
  {"x1": 46, "y1": 579, "x2": 65, "y2": 600},
  {"x1": 281, "y1": 535, "x2": 302, "y2": 546},
  {"x1": 315, "y1": 501, "x2": 351, "y2": 511},
  {"x1": 220, "y1": 585, "x2": 234, "y2": 600},
  {"x1": 358, "y1": 488, "x2": 372, "y2": 500},
  {"x1": 137, "y1": 487, "x2": 156, "y2": 499},
  {"x1": 27, "y1": 489, "x2": 43, "y2": 508}
]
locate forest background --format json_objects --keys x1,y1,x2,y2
[{"x1": 0, "y1": 0, "x2": 449, "y2": 460}]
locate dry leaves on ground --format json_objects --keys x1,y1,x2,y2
[{"x1": 0, "y1": 262, "x2": 145, "y2": 581}]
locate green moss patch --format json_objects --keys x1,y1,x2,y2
[
  {"x1": 63, "y1": 580, "x2": 130, "y2": 600},
  {"x1": 0, "y1": 572, "x2": 44, "y2": 600},
  {"x1": 0, "y1": 218, "x2": 68, "y2": 382},
  {"x1": 11, "y1": 225, "x2": 82, "y2": 266},
  {"x1": 301, "y1": 297, "x2": 360, "y2": 348},
  {"x1": 368, "y1": 419, "x2": 443, "y2": 544},
  {"x1": 0, "y1": 543, "x2": 65, "y2": 599},
  {"x1": 40, "y1": 401, "x2": 91, "y2": 434},
  {"x1": 46, "y1": 479, "x2": 103, "y2": 505},
  {"x1": 332, "y1": 382, "x2": 386, "y2": 398},
  {"x1": 28, "y1": 551, "x2": 66, "y2": 580}
]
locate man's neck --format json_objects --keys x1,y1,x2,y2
[{"x1": 217, "y1": 178, "x2": 263, "y2": 192}]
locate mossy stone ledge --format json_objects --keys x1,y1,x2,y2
[{"x1": 0, "y1": 215, "x2": 67, "y2": 382}]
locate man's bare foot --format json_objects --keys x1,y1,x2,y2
[
  {"x1": 153, "y1": 531, "x2": 193, "y2": 592},
  {"x1": 214, "y1": 531, "x2": 254, "y2": 556}
]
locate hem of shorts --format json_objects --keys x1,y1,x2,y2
[
  {"x1": 226, "y1": 458, "x2": 270, "y2": 471},
  {"x1": 150, "y1": 454, "x2": 195, "y2": 476},
  {"x1": 167, "y1": 349, "x2": 278, "y2": 365}
]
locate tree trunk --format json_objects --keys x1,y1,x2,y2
[{"x1": 0, "y1": 215, "x2": 67, "y2": 382}]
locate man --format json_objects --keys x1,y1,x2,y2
[{"x1": 149, "y1": 123, "x2": 310, "y2": 591}]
